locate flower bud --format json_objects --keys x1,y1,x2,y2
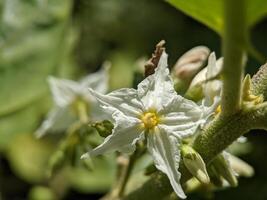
[
  {"x1": 210, "y1": 153, "x2": 238, "y2": 187},
  {"x1": 173, "y1": 46, "x2": 210, "y2": 94},
  {"x1": 181, "y1": 145, "x2": 210, "y2": 184},
  {"x1": 207, "y1": 164, "x2": 224, "y2": 187},
  {"x1": 242, "y1": 74, "x2": 263, "y2": 106},
  {"x1": 93, "y1": 120, "x2": 114, "y2": 138},
  {"x1": 173, "y1": 46, "x2": 210, "y2": 80},
  {"x1": 46, "y1": 150, "x2": 65, "y2": 178}
]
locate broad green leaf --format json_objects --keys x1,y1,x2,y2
[
  {"x1": 167, "y1": 0, "x2": 223, "y2": 33},
  {"x1": 247, "y1": 0, "x2": 267, "y2": 26},
  {"x1": 167, "y1": 0, "x2": 267, "y2": 34}
]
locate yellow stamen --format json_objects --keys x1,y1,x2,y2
[
  {"x1": 141, "y1": 111, "x2": 159, "y2": 130},
  {"x1": 215, "y1": 105, "x2": 221, "y2": 114}
]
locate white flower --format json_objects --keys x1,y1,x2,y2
[
  {"x1": 82, "y1": 52, "x2": 216, "y2": 199},
  {"x1": 35, "y1": 65, "x2": 110, "y2": 138}
]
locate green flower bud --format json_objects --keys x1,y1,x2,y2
[
  {"x1": 242, "y1": 74, "x2": 263, "y2": 107},
  {"x1": 210, "y1": 153, "x2": 238, "y2": 187},
  {"x1": 181, "y1": 145, "x2": 210, "y2": 184},
  {"x1": 46, "y1": 150, "x2": 65, "y2": 178},
  {"x1": 207, "y1": 164, "x2": 224, "y2": 187},
  {"x1": 93, "y1": 120, "x2": 114, "y2": 138}
]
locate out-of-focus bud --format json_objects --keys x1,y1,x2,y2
[
  {"x1": 242, "y1": 74, "x2": 263, "y2": 107},
  {"x1": 46, "y1": 150, "x2": 65, "y2": 178},
  {"x1": 172, "y1": 46, "x2": 210, "y2": 94},
  {"x1": 181, "y1": 145, "x2": 210, "y2": 184},
  {"x1": 210, "y1": 153, "x2": 238, "y2": 187},
  {"x1": 173, "y1": 46, "x2": 210, "y2": 80},
  {"x1": 132, "y1": 57, "x2": 146, "y2": 88},
  {"x1": 228, "y1": 154, "x2": 254, "y2": 177},
  {"x1": 28, "y1": 186, "x2": 56, "y2": 200},
  {"x1": 93, "y1": 120, "x2": 114, "y2": 138}
]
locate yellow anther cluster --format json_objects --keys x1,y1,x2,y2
[
  {"x1": 141, "y1": 112, "x2": 159, "y2": 129},
  {"x1": 215, "y1": 105, "x2": 221, "y2": 114}
]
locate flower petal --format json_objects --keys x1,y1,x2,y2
[
  {"x1": 48, "y1": 76, "x2": 80, "y2": 107},
  {"x1": 80, "y1": 63, "x2": 110, "y2": 94},
  {"x1": 89, "y1": 88, "x2": 144, "y2": 117},
  {"x1": 137, "y1": 51, "x2": 176, "y2": 111},
  {"x1": 35, "y1": 107, "x2": 76, "y2": 138},
  {"x1": 147, "y1": 127, "x2": 186, "y2": 199},
  {"x1": 82, "y1": 112, "x2": 143, "y2": 158},
  {"x1": 204, "y1": 53, "x2": 223, "y2": 105},
  {"x1": 159, "y1": 95, "x2": 205, "y2": 138}
]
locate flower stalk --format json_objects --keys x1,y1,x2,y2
[{"x1": 221, "y1": 0, "x2": 247, "y2": 117}]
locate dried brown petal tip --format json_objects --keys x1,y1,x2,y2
[{"x1": 144, "y1": 40, "x2": 166, "y2": 77}]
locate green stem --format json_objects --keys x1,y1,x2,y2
[
  {"x1": 76, "y1": 101, "x2": 89, "y2": 124},
  {"x1": 221, "y1": 0, "x2": 247, "y2": 117},
  {"x1": 117, "y1": 153, "x2": 138, "y2": 197},
  {"x1": 102, "y1": 152, "x2": 138, "y2": 200},
  {"x1": 252, "y1": 63, "x2": 267, "y2": 100}
]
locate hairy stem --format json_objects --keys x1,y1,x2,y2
[
  {"x1": 221, "y1": 0, "x2": 247, "y2": 117},
  {"x1": 252, "y1": 63, "x2": 267, "y2": 100}
]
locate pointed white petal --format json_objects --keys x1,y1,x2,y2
[
  {"x1": 189, "y1": 67, "x2": 207, "y2": 89},
  {"x1": 159, "y1": 95, "x2": 205, "y2": 138},
  {"x1": 35, "y1": 107, "x2": 76, "y2": 138},
  {"x1": 206, "y1": 53, "x2": 223, "y2": 79},
  {"x1": 89, "y1": 88, "x2": 144, "y2": 117},
  {"x1": 147, "y1": 127, "x2": 186, "y2": 199},
  {"x1": 48, "y1": 76, "x2": 80, "y2": 107},
  {"x1": 82, "y1": 111, "x2": 143, "y2": 158},
  {"x1": 137, "y1": 52, "x2": 177, "y2": 111},
  {"x1": 204, "y1": 53, "x2": 223, "y2": 105},
  {"x1": 80, "y1": 63, "x2": 110, "y2": 94}
]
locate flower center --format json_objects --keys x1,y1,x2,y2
[{"x1": 141, "y1": 111, "x2": 159, "y2": 129}]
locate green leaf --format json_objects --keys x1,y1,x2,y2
[
  {"x1": 247, "y1": 0, "x2": 267, "y2": 26},
  {"x1": 167, "y1": 0, "x2": 267, "y2": 33}
]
